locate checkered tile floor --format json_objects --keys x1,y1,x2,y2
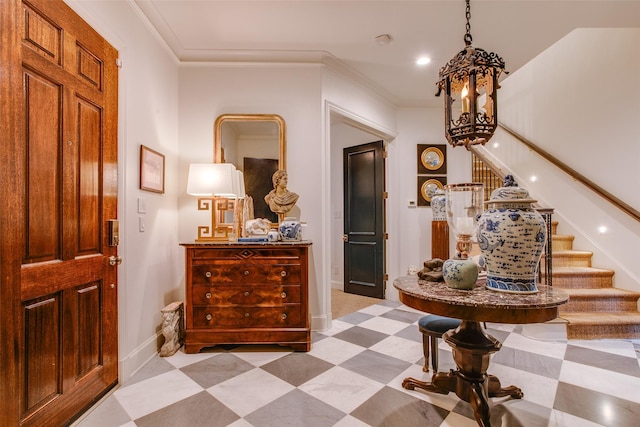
[{"x1": 74, "y1": 300, "x2": 640, "y2": 427}]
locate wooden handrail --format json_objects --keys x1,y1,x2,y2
[
  {"x1": 470, "y1": 146, "x2": 505, "y2": 180},
  {"x1": 498, "y1": 124, "x2": 640, "y2": 223}
]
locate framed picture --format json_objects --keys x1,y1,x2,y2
[
  {"x1": 418, "y1": 176, "x2": 446, "y2": 206},
  {"x1": 417, "y1": 144, "x2": 447, "y2": 175},
  {"x1": 140, "y1": 145, "x2": 165, "y2": 193}
]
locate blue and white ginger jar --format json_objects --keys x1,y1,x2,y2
[
  {"x1": 279, "y1": 217, "x2": 301, "y2": 241},
  {"x1": 477, "y1": 184, "x2": 546, "y2": 293}
]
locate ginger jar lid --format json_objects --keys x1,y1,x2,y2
[{"x1": 487, "y1": 175, "x2": 536, "y2": 204}]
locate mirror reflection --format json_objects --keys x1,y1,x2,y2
[{"x1": 214, "y1": 114, "x2": 286, "y2": 224}]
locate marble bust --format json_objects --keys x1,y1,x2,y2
[{"x1": 264, "y1": 169, "x2": 299, "y2": 215}]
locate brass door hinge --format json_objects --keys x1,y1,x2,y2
[
  {"x1": 384, "y1": 274, "x2": 389, "y2": 281},
  {"x1": 382, "y1": 191, "x2": 388, "y2": 199},
  {"x1": 384, "y1": 233, "x2": 389, "y2": 240},
  {"x1": 382, "y1": 150, "x2": 388, "y2": 159}
]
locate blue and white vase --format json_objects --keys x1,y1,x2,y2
[
  {"x1": 477, "y1": 179, "x2": 546, "y2": 293},
  {"x1": 279, "y1": 217, "x2": 301, "y2": 241},
  {"x1": 431, "y1": 189, "x2": 447, "y2": 221}
]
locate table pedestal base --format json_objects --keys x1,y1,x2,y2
[{"x1": 402, "y1": 321, "x2": 523, "y2": 427}]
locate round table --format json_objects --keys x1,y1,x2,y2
[{"x1": 394, "y1": 276, "x2": 569, "y2": 427}]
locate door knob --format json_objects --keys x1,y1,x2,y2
[{"x1": 108, "y1": 256, "x2": 123, "y2": 266}]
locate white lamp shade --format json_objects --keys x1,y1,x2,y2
[
  {"x1": 233, "y1": 170, "x2": 246, "y2": 198},
  {"x1": 186, "y1": 163, "x2": 237, "y2": 196}
]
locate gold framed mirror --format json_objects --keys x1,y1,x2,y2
[
  {"x1": 214, "y1": 114, "x2": 286, "y2": 169},
  {"x1": 214, "y1": 114, "x2": 286, "y2": 225}
]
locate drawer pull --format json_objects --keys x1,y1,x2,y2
[
  {"x1": 244, "y1": 312, "x2": 250, "y2": 318},
  {"x1": 205, "y1": 271, "x2": 212, "y2": 278},
  {"x1": 244, "y1": 291, "x2": 250, "y2": 297},
  {"x1": 281, "y1": 292, "x2": 287, "y2": 298},
  {"x1": 281, "y1": 313, "x2": 287, "y2": 320},
  {"x1": 243, "y1": 270, "x2": 250, "y2": 276},
  {"x1": 280, "y1": 270, "x2": 287, "y2": 277},
  {"x1": 205, "y1": 314, "x2": 212, "y2": 321},
  {"x1": 205, "y1": 292, "x2": 212, "y2": 299}
]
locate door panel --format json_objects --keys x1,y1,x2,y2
[
  {"x1": 343, "y1": 141, "x2": 385, "y2": 299},
  {"x1": 23, "y1": 296, "x2": 60, "y2": 414},
  {"x1": 4, "y1": 1, "x2": 120, "y2": 426},
  {"x1": 24, "y1": 69, "x2": 62, "y2": 262}
]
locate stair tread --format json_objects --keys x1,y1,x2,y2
[
  {"x1": 553, "y1": 250, "x2": 593, "y2": 256},
  {"x1": 551, "y1": 266, "x2": 614, "y2": 276},
  {"x1": 552, "y1": 234, "x2": 574, "y2": 240},
  {"x1": 561, "y1": 288, "x2": 640, "y2": 298},
  {"x1": 560, "y1": 312, "x2": 640, "y2": 325}
]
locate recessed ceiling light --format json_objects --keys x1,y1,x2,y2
[{"x1": 416, "y1": 56, "x2": 431, "y2": 66}]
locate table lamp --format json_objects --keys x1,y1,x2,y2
[{"x1": 186, "y1": 163, "x2": 239, "y2": 242}]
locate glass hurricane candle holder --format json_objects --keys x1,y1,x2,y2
[
  {"x1": 444, "y1": 183, "x2": 484, "y2": 259},
  {"x1": 442, "y1": 183, "x2": 484, "y2": 291}
]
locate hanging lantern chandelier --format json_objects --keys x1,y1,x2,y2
[{"x1": 436, "y1": 0, "x2": 507, "y2": 149}]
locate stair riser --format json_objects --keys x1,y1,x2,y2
[
  {"x1": 567, "y1": 324, "x2": 640, "y2": 340},
  {"x1": 552, "y1": 239, "x2": 574, "y2": 251},
  {"x1": 550, "y1": 275, "x2": 613, "y2": 289},
  {"x1": 560, "y1": 299, "x2": 639, "y2": 313},
  {"x1": 551, "y1": 256, "x2": 592, "y2": 268}
]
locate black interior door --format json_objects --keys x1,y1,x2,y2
[{"x1": 343, "y1": 141, "x2": 385, "y2": 298}]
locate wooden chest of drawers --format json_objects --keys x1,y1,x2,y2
[{"x1": 181, "y1": 242, "x2": 311, "y2": 353}]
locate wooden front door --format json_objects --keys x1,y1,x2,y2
[
  {"x1": 343, "y1": 141, "x2": 386, "y2": 299},
  {"x1": 0, "y1": 1, "x2": 119, "y2": 425}
]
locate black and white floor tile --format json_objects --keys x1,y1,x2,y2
[{"x1": 74, "y1": 300, "x2": 640, "y2": 427}]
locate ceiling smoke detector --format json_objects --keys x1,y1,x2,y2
[{"x1": 374, "y1": 34, "x2": 392, "y2": 46}]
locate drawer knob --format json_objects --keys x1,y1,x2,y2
[
  {"x1": 205, "y1": 271, "x2": 212, "y2": 278},
  {"x1": 281, "y1": 292, "x2": 287, "y2": 298},
  {"x1": 205, "y1": 292, "x2": 212, "y2": 299},
  {"x1": 243, "y1": 270, "x2": 250, "y2": 276},
  {"x1": 281, "y1": 313, "x2": 287, "y2": 320},
  {"x1": 244, "y1": 312, "x2": 250, "y2": 317},
  {"x1": 280, "y1": 270, "x2": 287, "y2": 277},
  {"x1": 244, "y1": 291, "x2": 250, "y2": 297},
  {"x1": 205, "y1": 314, "x2": 212, "y2": 321}
]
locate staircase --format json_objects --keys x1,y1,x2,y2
[{"x1": 548, "y1": 221, "x2": 640, "y2": 339}]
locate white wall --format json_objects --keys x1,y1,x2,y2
[
  {"x1": 178, "y1": 64, "x2": 328, "y2": 325},
  {"x1": 323, "y1": 78, "x2": 474, "y2": 303},
  {"x1": 478, "y1": 28, "x2": 640, "y2": 291},
  {"x1": 385, "y1": 108, "x2": 473, "y2": 300},
  {"x1": 65, "y1": 0, "x2": 182, "y2": 382}
]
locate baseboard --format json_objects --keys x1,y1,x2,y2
[
  {"x1": 311, "y1": 312, "x2": 331, "y2": 332},
  {"x1": 118, "y1": 332, "x2": 161, "y2": 383}
]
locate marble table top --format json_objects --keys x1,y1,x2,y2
[{"x1": 394, "y1": 275, "x2": 569, "y2": 324}]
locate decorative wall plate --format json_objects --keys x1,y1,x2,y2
[
  {"x1": 421, "y1": 178, "x2": 444, "y2": 202},
  {"x1": 421, "y1": 146, "x2": 444, "y2": 171}
]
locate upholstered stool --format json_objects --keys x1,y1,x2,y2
[{"x1": 418, "y1": 315, "x2": 461, "y2": 372}]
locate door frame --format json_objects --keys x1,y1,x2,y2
[{"x1": 326, "y1": 102, "x2": 397, "y2": 322}]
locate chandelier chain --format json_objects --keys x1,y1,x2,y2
[{"x1": 464, "y1": 0, "x2": 473, "y2": 46}]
